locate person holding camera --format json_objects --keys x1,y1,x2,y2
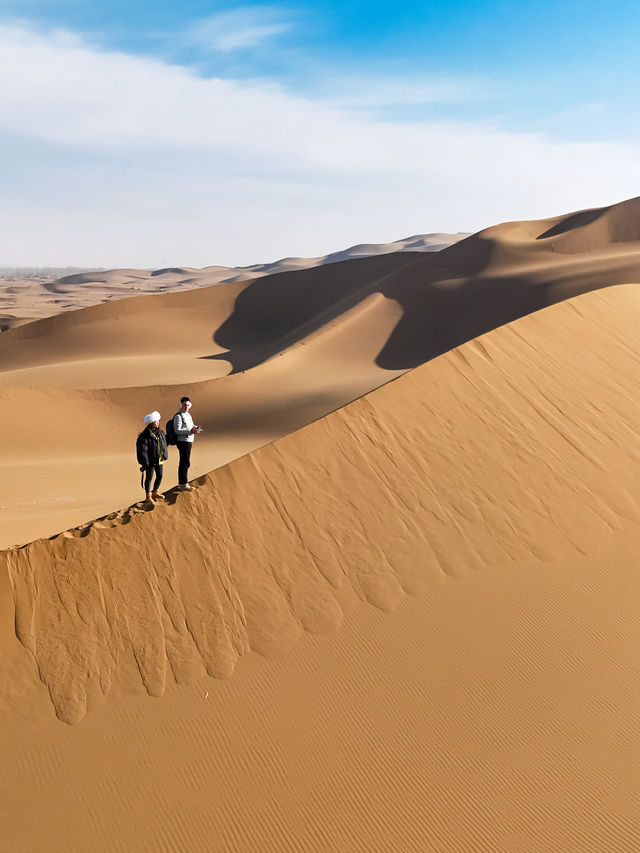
[{"x1": 173, "y1": 396, "x2": 203, "y2": 491}]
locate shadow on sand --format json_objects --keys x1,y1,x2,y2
[{"x1": 203, "y1": 236, "x2": 561, "y2": 374}]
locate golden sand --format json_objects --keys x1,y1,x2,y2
[{"x1": 2, "y1": 199, "x2": 640, "y2": 850}]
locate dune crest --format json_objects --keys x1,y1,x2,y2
[
  {"x1": 4, "y1": 284, "x2": 640, "y2": 724},
  {"x1": 4, "y1": 201, "x2": 640, "y2": 852},
  {"x1": 3, "y1": 196, "x2": 640, "y2": 548},
  {"x1": 2, "y1": 198, "x2": 640, "y2": 552},
  {"x1": 0, "y1": 232, "x2": 465, "y2": 329}
]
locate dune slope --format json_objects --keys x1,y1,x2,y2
[
  {"x1": 2, "y1": 196, "x2": 640, "y2": 549},
  {"x1": 2, "y1": 284, "x2": 640, "y2": 851},
  {"x1": 0, "y1": 232, "x2": 465, "y2": 329},
  {"x1": 3, "y1": 192, "x2": 640, "y2": 849},
  {"x1": 4, "y1": 282, "x2": 640, "y2": 723}
]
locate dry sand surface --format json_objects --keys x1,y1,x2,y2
[
  {"x1": 0, "y1": 232, "x2": 464, "y2": 330},
  {"x1": 2, "y1": 198, "x2": 640, "y2": 851},
  {"x1": 2, "y1": 200, "x2": 640, "y2": 548}
]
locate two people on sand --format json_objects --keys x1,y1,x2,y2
[{"x1": 136, "y1": 396, "x2": 203, "y2": 504}]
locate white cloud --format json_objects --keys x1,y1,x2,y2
[
  {"x1": 321, "y1": 74, "x2": 492, "y2": 109},
  {"x1": 0, "y1": 22, "x2": 639, "y2": 266},
  {"x1": 183, "y1": 6, "x2": 293, "y2": 52}
]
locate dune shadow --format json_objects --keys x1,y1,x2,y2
[
  {"x1": 536, "y1": 207, "x2": 606, "y2": 240},
  {"x1": 208, "y1": 253, "x2": 429, "y2": 374},
  {"x1": 374, "y1": 273, "x2": 555, "y2": 370},
  {"x1": 203, "y1": 235, "x2": 567, "y2": 376},
  {"x1": 202, "y1": 390, "x2": 345, "y2": 438}
]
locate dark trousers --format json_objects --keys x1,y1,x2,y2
[
  {"x1": 143, "y1": 465, "x2": 163, "y2": 493},
  {"x1": 177, "y1": 441, "x2": 192, "y2": 485}
]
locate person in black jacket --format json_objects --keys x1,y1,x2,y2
[{"x1": 136, "y1": 411, "x2": 169, "y2": 504}]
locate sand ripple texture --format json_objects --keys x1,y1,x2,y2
[{"x1": 3, "y1": 284, "x2": 640, "y2": 724}]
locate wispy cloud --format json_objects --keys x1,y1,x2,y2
[
  {"x1": 321, "y1": 74, "x2": 493, "y2": 109},
  {"x1": 0, "y1": 22, "x2": 638, "y2": 266},
  {"x1": 183, "y1": 5, "x2": 294, "y2": 52}
]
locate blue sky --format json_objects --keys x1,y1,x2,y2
[{"x1": 1, "y1": 1, "x2": 640, "y2": 265}]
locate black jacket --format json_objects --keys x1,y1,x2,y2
[{"x1": 136, "y1": 427, "x2": 169, "y2": 468}]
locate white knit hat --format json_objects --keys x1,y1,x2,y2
[{"x1": 144, "y1": 411, "x2": 161, "y2": 424}]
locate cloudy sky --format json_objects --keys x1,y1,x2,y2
[{"x1": 2, "y1": 0, "x2": 640, "y2": 267}]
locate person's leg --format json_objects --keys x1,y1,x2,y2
[
  {"x1": 178, "y1": 442, "x2": 192, "y2": 485},
  {"x1": 143, "y1": 467, "x2": 154, "y2": 501},
  {"x1": 184, "y1": 443, "x2": 192, "y2": 482},
  {"x1": 177, "y1": 442, "x2": 187, "y2": 484},
  {"x1": 152, "y1": 465, "x2": 165, "y2": 500}
]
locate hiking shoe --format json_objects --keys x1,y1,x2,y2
[
  {"x1": 178, "y1": 484, "x2": 194, "y2": 491},
  {"x1": 151, "y1": 491, "x2": 166, "y2": 501}
]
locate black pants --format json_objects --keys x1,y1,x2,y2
[
  {"x1": 143, "y1": 465, "x2": 163, "y2": 493},
  {"x1": 177, "y1": 441, "x2": 192, "y2": 485}
]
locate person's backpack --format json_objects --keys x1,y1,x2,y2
[{"x1": 165, "y1": 413, "x2": 180, "y2": 446}]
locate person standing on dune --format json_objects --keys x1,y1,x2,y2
[
  {"x1": 136, "y1": 411, "x2": 168, "y2": 504},
  {"x1": 173, "y1": 396, "x2": 202, "y2": 491}
]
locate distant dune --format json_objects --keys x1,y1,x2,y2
[
  {"x1": 0, "y1": 232, "x2": 466, "y2": 330},
  {"x1": 2, "y1": 199, "x2": 640, "y2": 851},
  {"x1": 1, "y1": 199, "x2": 640, "y2": 549}
]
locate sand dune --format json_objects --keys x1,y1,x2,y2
[
  {"x1": 4, "y1": 282, "x2": 640, "y2": 723},
  {"x1": 0, "y1": 258, "x2": 411, "y2": 548},
  {"x1": 0, "y1": 232, "x2": 465, "y2": 329},
  {"x1": 3, "y1": 282, "x2": 640, "y2": 849},
  {"x1": 2, "y1": 198, "x2": 640, "y2": 549},
  {"x1": 3, "y1": 197, "x2": 640, "y2": 850}
]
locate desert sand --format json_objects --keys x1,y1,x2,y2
[
  {"x1": 0, "y1": 232, "x2": 464, "y2": 330},
  {"x1": 2, "y1": 198, "x2": 640, "y2": 851}
]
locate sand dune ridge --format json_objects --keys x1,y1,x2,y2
[
  {"x1": 4, "y1": 200, "x2": 640, "y2": 852},
  {"x1": 4, "y1": 285, "x2": 640, "y2": 724},
  {"x1": 3, "y1": 196, "x2": 640, "y2": 549}
]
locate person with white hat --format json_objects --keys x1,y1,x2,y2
[{"x1": 136, "y1": 411, "x2": 168, "y2": 504}]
